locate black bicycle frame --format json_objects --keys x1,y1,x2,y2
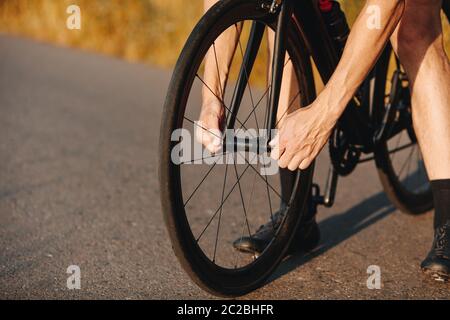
[
  {"x1": 263, "y1": 0, "x2": 390, "y2": 207},
  {"x1": 221, "y1": 0, "x2": 447, "y2": 209},
  {"x1": 291, "y1": 0, "x2": 380, "y2": 150},
  {"x1": 227, "y1": 0, "x2": 395, "y2": 154}
]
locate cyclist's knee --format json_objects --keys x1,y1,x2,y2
[
  {"x1": 395, "y1": 1, "x2": 443, "y2": 64},
  {"x1": 406, "y1": 0, "x2": 441, "y2": 7}
]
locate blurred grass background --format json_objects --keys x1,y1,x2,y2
[
  {"x1": 0, "y1": 0, "x2": 202, "y2": 67},
  {"x1": 0, "y1": 0, "x2": 448, "y2": 69}
]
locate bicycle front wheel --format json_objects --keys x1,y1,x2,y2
[{"x1": 159, "y1": 0, "x2": 316, "y2": 296}]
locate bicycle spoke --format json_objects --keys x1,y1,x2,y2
[
  {"x1": 226, "y1": 23, "x2": 244, "y2": 126},
  {"x1": 235, "y1": 85, "x2": 271, "y2": 137},
  {"x1": 358, "y1": 141, "x2": 416, "y2": 164},
  {"x1": 227, "y1": 21, "x2": 265, "y2": 131},
  {"x1": 264, "y1": 57, "x2": 293, "y2": 129},
  {"x1": 391, "y1": 131, "x2": 403, "y2": 163},
  {"x1": 236, "y1": 29, "x2": 258, "y2": 131},
  {"x1": 212, "y1": 42, "x2": 225, "y2": 98},
  {"x1": 405, "y1": 146, "x2": 415, "y2": 189},
  {"x1": 179, "y1": 152, "x2": 231, "y2": 165},
  {"x1": 386, "y1": 141, "x2": 415, "y2": 155},
  {"x1": 234, "y1": 160, "x2": 256, "y2": 269},
  {"x1": 234, "y1": 212, "x2": 249, "y2": 269},
  {"x1": 196, "y1": 73, "x2": 228, "y2": 111},
  {"x1": 397, "y1": 143, "x2": 415, "y2": 179},
  {"x1": 183, "y1": 161, "x2": 220, "y2": 208},
  {"x1": 235, "y1": 152, "x2": 283, "y2": 201},
  {"x1": 196, "y1": 155, "x2": 256, "y2": 243},
  {"x1": 232, "y1": 154, "x2": 256, "y2": 259},
  {"x1": 196, "y1": 73, "x2": 250, "y2": 133},
  {"x1": 262, "y1": 160, "x2": 275, "y2": 230},
  {"x1": 212, "y1": 163, "x2": 229, "y2": 263},
  {"x1": 184, "y1": 116, "x2": 223, "y2": 140},
  {"x1": 234, "y1": 53, "x2": 293, "y2": 136},
  {"x1": 235, "y1": 159, "x2": 259, "y2": 266},
  {"x1": 274, "y1": 89, "x2": 301, "y2": 128}
]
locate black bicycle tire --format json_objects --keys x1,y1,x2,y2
[
  {"x1": 374, "y1": 45, "x2": 433, "y2": 215},
  {"x1": 443, "y1": 0, "x2": 450, "y2": 23},
  {"x1": 159, "y1": 0, "x2": 316, "y2": 297}
]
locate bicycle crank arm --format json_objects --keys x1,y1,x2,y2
[{"x1": 312, "y1": 166, "x2": 339, "y2": 208}]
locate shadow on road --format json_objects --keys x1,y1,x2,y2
[{"x1": 268, "y1": 188, "x2": 396, "y2": 283}]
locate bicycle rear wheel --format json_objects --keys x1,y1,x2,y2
[
  {"x1": 374, "y1": 46, "x2": 433, "y2": 215},
  {"x1": 159, "y1": 0, "x2": 316, "y2": 296}
]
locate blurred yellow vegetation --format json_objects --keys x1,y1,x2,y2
[
  {"x1": 0, "y1": 0, "x2": 448, "y2": 68},
  {"x1": 0, "y1": 0, "x2": 201, "y2": 66}
]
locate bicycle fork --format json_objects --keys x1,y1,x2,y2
[
  {"x1": 268, "y1": 0, "x2": 340, "y2": 211},
  {"x1": 225, "y1": 0, "x2": 340, "y2": 212}
]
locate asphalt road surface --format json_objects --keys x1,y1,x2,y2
[{"x1": 0, "y1": 35, "x2": 449, "y2": 300}]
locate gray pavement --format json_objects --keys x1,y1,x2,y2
[{"x1": 0, "y1": 35, "x2": 449, "y2": 299}]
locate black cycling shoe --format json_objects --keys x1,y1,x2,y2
[
  {"x1": 421, "y1": 222, "x2": 450, "y2": 282},
  {"x1": 232, "y1": 208, "x2": 320, "y2": 256}
]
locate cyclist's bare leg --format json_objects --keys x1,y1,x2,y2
[
  {"x1": 390, "y1": 0, "x2": 450, "y2": 180},
  {"x1": 391, "y1": 0, "x2": 450, "y2": 278}
]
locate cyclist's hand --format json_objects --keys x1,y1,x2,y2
[
  {"x1": 196, "y1": 99, "x2": 225, "y2": 154},
  {"x1": 269, "y1": 101, "x2": 338, "y2": 171}
]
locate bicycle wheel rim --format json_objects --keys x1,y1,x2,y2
[{"x1": 160, "y1": 0, "x2": 315, "y2": 296}]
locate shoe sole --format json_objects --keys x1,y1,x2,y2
[
  {"x1": 233, "y1": 222, "x2": 321, "y2": 255},
  {"x1": 421, "y1": 268, "x2": 450, "y2": 282},
  {"x1": 233, "y1": 244, "x2": 262, "y2": 256}
]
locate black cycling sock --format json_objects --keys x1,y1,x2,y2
[
  {"x1": 280, "y1": 168, "x2": 296, "y2": 208},
  {"x1": 279, "y1": 168, "x2": 317, "y2": 221},
  {"x1": 431, "y1": 179, "x2": 450, "y2": 229}
]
